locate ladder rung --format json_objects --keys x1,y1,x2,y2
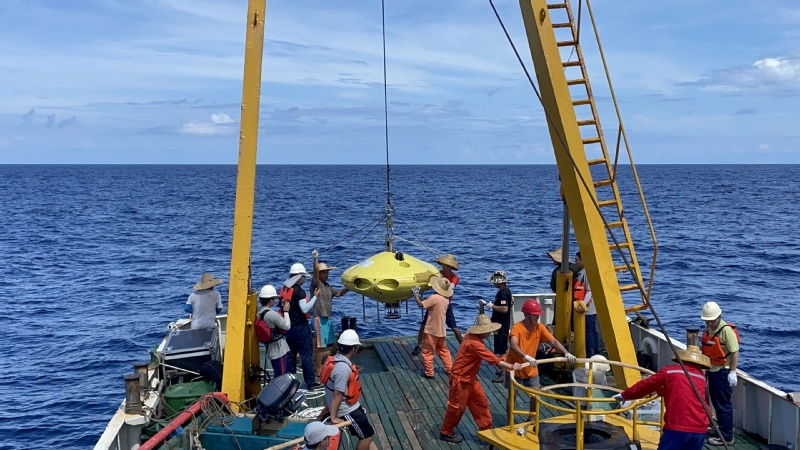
[
  {"x1": 572, "y1": 99, "x2": 592, "y2": 106},
  {"x1": 587, "y1": 157, "x2": 607, "y2": 166},
  {"x1": 624, "y1": 304, "x2": 648, "y2": 314},
  {"x1": 553, "y1": 22, "x2": 572, "y2": 28},
  {"x1": 594, "y1": 179, "x2": 613, "y2": 187},
  {"x1": 609, "y1": 241, "x2": 631, "y2": 250},
  {"x1": 619, "y1": 283, "x2": 640, "y2": 292},
  {"x1": 607, "y1": 221, "x2": 623, "y2": 229},
  {"x1": 577, "y1": 119, "x2": 597, "y2": 126},
  {"x1": 614, "y1": 265, "x2": 632, "y2": 272},
  {"x1": 582, "y1": 137, "x2": 601, "y2": 145},
  {"x1": 557, "y1": 40, "x2": 577, "y2": 47},
  {"x1": 598, "y1": 199, "x2": 618, "y2": 208},
  {"x1": 547, "y1": 3, "x2": 568, "y2": 9},
  {"x1": 567, "y1": 78, "x2": 586, "y2": 86},
  {"x1": 562, "y1": 60, "x2": 581, "y2": 67}
]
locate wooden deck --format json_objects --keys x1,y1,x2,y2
[{"x1": 348, "y1": 335, "x2": 766, "y2": 450}]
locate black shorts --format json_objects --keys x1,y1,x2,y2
[{"x1": 341, "y1": 406, "x2": 375, "y2": 440}]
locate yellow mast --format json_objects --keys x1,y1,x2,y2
[
  {"x1": 221, "y1": 0, "x2": 267, "y2": 406},
  {"x1": 518, "y1": 0, "x2": 639, "y2": 387}
]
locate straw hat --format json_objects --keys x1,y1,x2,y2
[
  {"x1": 318, "y1": 262, "x2": 336, "y2": 272},
  {"x1": 467, "y1": 314, "x2": 502, "y2": 335},
  {"x1": 672, "y1": 345, "x2": 711, "y2": 369},
  {"x1": 547, "y1": 247, "x2": 573, "y2": 264},
  {"x1": 194, "y1": 273, "x2": 223, "y2": 290},
  {"x1": 436, "y1": 254, "x2": 459, "y2": 270},
  {"x1": 429, "y1": 275, "x2": 454, "y2": 297}
]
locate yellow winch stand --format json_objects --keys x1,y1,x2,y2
[{"x1": 479, "y1": 358, "x2": 663, "y2": 450}]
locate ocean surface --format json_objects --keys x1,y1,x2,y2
[{"x1": 2, "y1": 164, "x2": 799, "y2": 449}]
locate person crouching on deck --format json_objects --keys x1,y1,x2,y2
[
  {"x1": 614, "y1": 344, "x2": 711, "y2": 450},
  {"x1": 412, "y1": 276, "x2": 454, "y2": 379},
  {"x1": 322, "y1": 329, "x2": 377, "y2": 450},
  {"x1": 439, "y1": 314, "x2": 522, "y2": 444}
]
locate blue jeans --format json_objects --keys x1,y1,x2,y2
[
  {"x1": 585, "y1": 314, "x2": 599, "y2": 357},
  {"x1": 658, "y1": 429, "x2": 705, "y2": 450},
  {"x1": 708, "y1": 369, "x2": 733, "y2": 441},
  {"x1": 286, "y1": 324, "x2": 315, "y2": 387}
]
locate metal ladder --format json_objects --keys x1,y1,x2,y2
[{"x1": 548, "y1": 0, "x2": 653, "y2": 312}]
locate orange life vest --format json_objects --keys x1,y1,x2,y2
[
  {"x1": 701, "y1": 323, "x2": 740, "y2": 366},
  {"x1": 320, "y1": 355, "x2": 362, "y2": 405},
  {"x1": 279, "y1": 285, "x2": 310, "y2": 319},
  {"x1": 573, "y1": 277, "x2": 586, "y2": 301}
]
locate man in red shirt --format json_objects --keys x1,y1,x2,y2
[
  {"x1": 614, "y1": 345, "x2": 711, "y2": 450},
  {"x1": 439, "y1": 314, "x2": 521, "y2": 443},
  {"x1": 412, "y1": 276, "x2": 454, "y2": 379},
  {"x1": 506, "y1": 299, "x2": 575, "y2": 419}
]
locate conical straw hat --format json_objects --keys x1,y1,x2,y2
[
  {"x1": 429, "y1": 275, "x2": 454, "y2": 297},
  {"x1": 467, "y1": 314, "x2": 501, "y2": 335},
  {"x1": 194, "y1": 273, "x2": 223, "y2": 290},
  {"x1": 436, "y1": 254, "x2": 459, "y2": 270},
  {"x1": 672, "y1": 345, "x2": 711, "y2": 369}
]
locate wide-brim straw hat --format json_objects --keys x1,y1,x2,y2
[
  {"x1": 429, "y1": 275, "x2": 454, "y2": 297},
  {"x1": 436, "y1": 254, "x2": 459, "y2": 270},
  {"x1": 672, "y1": 345, "x2": 711, "y2": 369},
  {"x1": 318, "y1": 262, "x2": 336, "y2": 272},
  {"x1": 194, "y1": 272, "x2": 223, "y2": 290},
  {"x1": 468, "y1": 314, "x2": 502, "y2": 335},
  {"x1": 546, "y1": 247, "x2": 574, "y2": 264}
]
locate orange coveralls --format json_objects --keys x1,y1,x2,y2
[{"x1": 440, "y1": 333, "x2": 502, "y2": 435}]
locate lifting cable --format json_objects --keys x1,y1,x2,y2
[{"x1": 488, "y1": 2, "x2": 725, "y2": 444}]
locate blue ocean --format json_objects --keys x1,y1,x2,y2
[{"x1": 2, "y1": 164, "x2": 799, "y2": 449}]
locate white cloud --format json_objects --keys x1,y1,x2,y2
[{"x1": 178, "y1": 113, "x2": 236, "y2": 136}]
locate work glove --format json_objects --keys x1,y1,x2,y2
[
  {"x1": 523, "y1": 355, "x2": 537, "y2": 367},
  {"x1": 612, "y1": 394, "x2": 623, "y2": 402},
  {"x1": 728, "y1": 372, "x2": 738, "y2": 387},
  {"x1": 564, "y1": 352, "x2": 577, "y2": 364},
  {"x1": 312, "y1": 249, "x2": 318, "y2": 258},
  {"x1": 478, "y1": 299, "x2": 492, "y2": 307},
  {"x1": 411, "y1": 285, "x2": 420, "y2": 296}
]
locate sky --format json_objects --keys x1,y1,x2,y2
[{"x1": 1, "y1": 0, "x2": 800, "y2": 164}]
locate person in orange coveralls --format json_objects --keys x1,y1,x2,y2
[
  {"x1": 412, "y1": 276, "x2": 454, "y2": 379},
  {"x1": 438, "y1": 314, "x2": 521, "y2": 444}
]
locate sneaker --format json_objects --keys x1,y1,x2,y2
[
  {"x1": 439, "y1": 433, "x2": 463, "y2": 443},
  {"x1": 422, "y1": 372, "x2": 435, "y2": 379},
  {"x1": 707, "y1": 436, "x2": 734, "y2": 446},
  {"x1": 411, "y1": 345, "x2": 421, "y2": 356},
  {"x1": 305, "y1": 383, "x2": 322, "y2": 391},
  {"x1": 491, "y1": 373, "x2": 504, "y2": 383}
]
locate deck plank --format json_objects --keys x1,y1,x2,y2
[
  {"x1": 395, "y1": 410, "x2": 424, "y2": 450},
  {"x1": 368, "y1": 411, "x2": 393, "y2": 450}
]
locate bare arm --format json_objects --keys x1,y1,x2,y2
[
  {"x1": 509, "y1": 335, "x2": 526, "y2": 358},
  {"x1": 729, "y1": 351, "x2": 739, "y2": 372},
  {"x1": 330, "y1": 390, "x2": 344, "y2": 424},
  {"x1": 489, "y1": 303, "x2": 509, "y2": 314}
]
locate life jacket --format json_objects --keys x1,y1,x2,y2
[
  {"x1": 573, "y1": 277, "x2": 586, "y2": 301},
  {"x1": 320, "y1": 355, "x2": 362, "y2": 405},
  {"x1": 254, "y1": 310, "x2": 284, "y2": 344},
  {"x1": 701, "y1": 323, "x2": 741, "y2": 366},
  {"x1": 280, "y1": 285, "x2": 310, "y2": 320}
]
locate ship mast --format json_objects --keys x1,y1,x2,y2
[{"x1": 221, "y1": 0, "x2": 267, "y2": 406}]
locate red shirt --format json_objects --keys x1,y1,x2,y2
[
  {"x1": 620, "y1": 363, "x2": 709, "y2": 433},
  {"x1": 450, "y1": 334, "x2": 501, "y2": 381},
  {"x1": 441, "y1": 271, "x2": 459, "y2": 301}
]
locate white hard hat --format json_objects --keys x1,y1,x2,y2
[
  {"x1": 701, "y1": 301, "x2": 722, "y2": 321},
  {"x1": 586, "y1": 354, "x2": 610, "y2": 373},
  {"x1": 338, "y1": 329, "x2": 361, "y2": 346},
  {"x1": 259, "y1": 284, "x2": 278, "y2": 299},
  {"x1": 289, "y1": 263, "x2": 308, "y2": 276}
]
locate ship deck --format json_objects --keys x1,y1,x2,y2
[{"x1": 349, "y1": 335, "x2": 764, "y2": 450}]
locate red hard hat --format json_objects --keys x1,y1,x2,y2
[{"x1": 522, "y1": 299, "x2": 543, "y2": 315}]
